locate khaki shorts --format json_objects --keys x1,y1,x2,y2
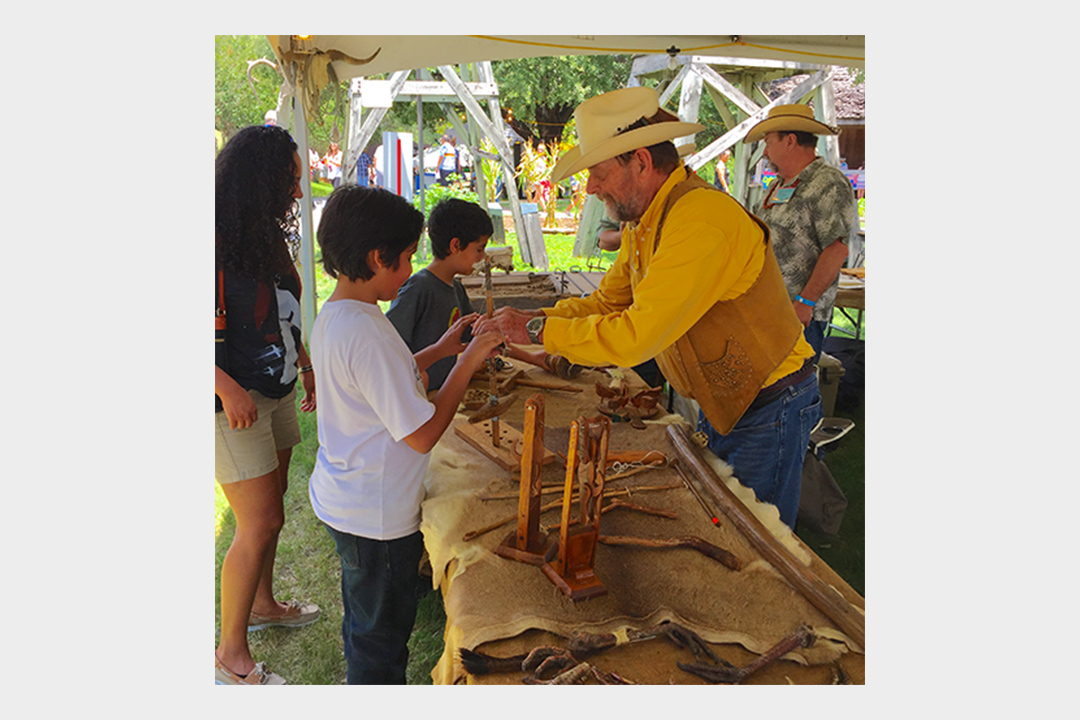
[{"x1": 215, "y1": 387, "x2": 302, "y2": 485}]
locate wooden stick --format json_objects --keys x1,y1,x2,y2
[
  {"x1": 665, "y1": 424, "x2": 865, "y2": 648},
  {"x1": 464, "y1": 483, "x2": 681, "y2": 541},
  {"x1": 598, "y1": 534, "x2": 741, "y2": 571}
]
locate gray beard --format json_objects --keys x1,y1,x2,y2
[{"x1": 604, "y1": 197, "x2": 639, "y2": 223}]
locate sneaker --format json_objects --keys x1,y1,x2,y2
[
  {"x1": 215, "y1": 654, "x2": 287, "y2": 685},
  {"x1": 248, "y1": 599, "x2": 320, "y2": 632}
]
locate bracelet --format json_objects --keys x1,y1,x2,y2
[
  {"x1": 298, "y1": 364, "x2": 313, "y2": 374},
  {"x1": 794, "y1": 294, "x2": 816, "y2": 307}
]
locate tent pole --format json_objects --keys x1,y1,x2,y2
[{"x1": 290, "y1": 82, "x2": 318, "y2": 347}]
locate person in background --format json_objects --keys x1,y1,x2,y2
[
  {"x1": 437, "y1": 135, "x2": 457, "y2": 186},
  {"x1": 307, "y1": 186, "x2": 504, "y2": 684},
  {"x1": 713, "y1": 148, "x2": 731, "y2": 193},
  {"x1": 215, "y1": 125, "x2": 320, "y2": 686},
  {"x1": 744, "y1": 105, "x2": 855, "y2": 362},
  {"x1": 485, "y1": 87, "x2": 820, "y2": 529},
  {"x1": 356, "y1": 145, "x2": 373, "y2": 187},
  {"x1": 324, "y1": 141, "x2": 343, "y2": 189},
  {"x1": 373, "y1": 143, "x2": 385, "y2": 187},
  {"x1": 386, "y1": 198, "x2": 489, "y2": 391}
]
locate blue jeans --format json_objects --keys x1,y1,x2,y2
[
  {"x1": 697, "y1": 372, "x2": 822, "y2": 529},
  {"x1": 804, "y1": 320, "x2": 827, "y2": 364},
  {"x1": 323, "y1": 524, "x2": 424, "y2": 684}
]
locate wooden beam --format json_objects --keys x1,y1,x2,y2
[
  {"x1": 657, "y1": 64, "x2": 689, "y2": 107},
  {"x1": 666, "y1": 424, "x2": 865, "y2": 649},
  {"x1": 462, "y1": 62, "x2": 546, "y2": 269},
  {"x1": 691, "y1": 60, "x2": 760, "y2": 117},
  {"x1": 686, "y1": 70, "x2": 829, "y2": 172},
  {"x1": 814, "y1": 68, "x2": 841, "y2": 167},
  {"x1": 343, "y1": 69, "x2": 410, "y2": 175},
  {"x1": 677, "y1": 65, "x2": 703, "y2": 123}
]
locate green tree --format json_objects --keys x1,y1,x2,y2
[
  {"x1": 491, "y1": 55, "x2": 633, "y2": 147},
  {"x1": 215, "y1": 35, "x2": 280, "y2": 141}
]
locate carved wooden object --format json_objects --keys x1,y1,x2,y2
[
  {"x1": 495, "y1": 395, "x2": 554, "y2": 565},
  {"x1": 540, "y1": 415, "x2": 610, "y2": 601}
]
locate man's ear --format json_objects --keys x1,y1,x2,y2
[
  {"x1": 367, "y1": 248, "x2": 384, "y2": 272},
  {"x1": 449, "y1": 237, "x2": 462, "y2": 254},
  {"x1": 633, "y1": 147, "x2": 654, "y2": 175}
]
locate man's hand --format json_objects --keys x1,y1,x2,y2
[
  {"x1": 793, "y1": 300, "x2": 813, "y2": 327},
  {"x1": 481, "y1": 307, "x2": 538, "y2": 345}
]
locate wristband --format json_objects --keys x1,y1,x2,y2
[
  {"x1": 298, "y1": 365, "x2": 313, "y2": 374},
  {"x1": 794, "y1": 294, "x2": 816, "y2": 307}
]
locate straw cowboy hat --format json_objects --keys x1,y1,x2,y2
[
  {"x1": 551, "y1": 87, "x2": 704, "y2": 182},
  {"x1": 744, "y1": 104, "x2": 839, "y2": 144}
]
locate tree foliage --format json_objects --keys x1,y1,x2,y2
[
  {"x1": 491, "y1": 55, "x2": 632, "y2": 146},
  {"x1": 215, "y1": 35, "x2": 280, "y2": 141}
]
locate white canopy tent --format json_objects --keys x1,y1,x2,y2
[{"x1": 261, "y1": 35, "x2": 865, "y2": 339}]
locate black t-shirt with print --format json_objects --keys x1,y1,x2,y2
[{"x1": 217, "y1": 267, "x2": 303, "y2": 404}]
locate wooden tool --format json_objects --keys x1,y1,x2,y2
[
  {"x1": 666, "y1": 424, "x2": 865, "y2": 649},
  {"x1": 495, "y1": 367, "x2": 583, "y2": 394},
  {"x1": 454, "y1": 416, "x2": 557, "y2": 472},
  {"x1": 494, "y1": 395, "x2": 554, "y2": 565},
  {"x1": 540, "y1": 415, "x2": 611, "y2": 602}
]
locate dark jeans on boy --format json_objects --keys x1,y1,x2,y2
[{"x1": 323, "y1": 525, "x2": 424, "y2": 684}]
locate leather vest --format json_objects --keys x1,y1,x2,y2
[{"x1": 651, "y1": 174, "x2": 803, "y2": 434}]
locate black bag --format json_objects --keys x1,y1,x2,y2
[
  {"x1": 215, "y1": 270, "x2": 227, "y2": 413},
  {"x1": 797, "y1": 451, "x2": 848, "y2": 536}
]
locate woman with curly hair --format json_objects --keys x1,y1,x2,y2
[{"x1": 214, "y1": 125, "x2": 319, "y2": 685}]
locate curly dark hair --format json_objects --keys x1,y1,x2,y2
[{"x1": 215, "y1": 125, "x2": 300, "y2": 281}]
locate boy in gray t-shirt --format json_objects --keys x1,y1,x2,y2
[{"x1": 387, "y1": 199, "x2": 491, "y2": 390}]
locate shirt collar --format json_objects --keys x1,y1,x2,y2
[{"x1": 632, "y1": 162, "x2": 689, "y2": 233}]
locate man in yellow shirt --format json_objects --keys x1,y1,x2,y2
[{"x1": 487, "y1": 87, "x2": 821, "y2": 529}]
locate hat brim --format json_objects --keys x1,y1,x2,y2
[
  {"x1": 552, "y1": 121, "x2": 705, "y2": 182},
  {"x1": 744, "y1": 115, "x2": 838, "y2": 144}
]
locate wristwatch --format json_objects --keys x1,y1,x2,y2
[{"x1": 526, "y1": 316, "x2": 546, "y2": 345}]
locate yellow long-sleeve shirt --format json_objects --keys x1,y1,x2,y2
[{"x1": 543, "y1": 164, "x2": 812, "y2": 387}]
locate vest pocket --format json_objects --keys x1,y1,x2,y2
[{"x1": 700, "y1": 337, "x2": 754, "y2": 398}]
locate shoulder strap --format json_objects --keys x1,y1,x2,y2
[{"x1": 216, "y1": 269, "x2": 226, "y2": 322}]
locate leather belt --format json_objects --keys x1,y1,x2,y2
[{"x1": 745, "y1": 360, "x2": 815, "y2": 414}]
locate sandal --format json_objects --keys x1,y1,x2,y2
[
  {"x1": 215, "y1": 653, "x2": 286, "y2": 685},
  {"x1": 248, "y1": 599, "x2": 321, "y2": 632}
]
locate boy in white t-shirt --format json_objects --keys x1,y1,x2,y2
[{"x1": 308, "y1": 186, "x2": 504, "y2": 684}]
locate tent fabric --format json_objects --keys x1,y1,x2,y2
[{"x1": 268, "y1": 35, "x2": 865, "y2": 81}]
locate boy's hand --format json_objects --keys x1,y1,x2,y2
[
  {"x1": 434, "y1": 312, "x2": 480, "y2": 358},
  {"x1": 460, "y1": 327, "x2": 506, "y2": 371}
]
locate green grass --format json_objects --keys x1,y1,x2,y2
[{"x1": 217, "y1": 229, "x2": 866, "y2": 683}]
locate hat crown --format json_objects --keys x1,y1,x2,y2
[
  {"x1": 765, "y1": 104, "x2": 819, "y2": 129},
  {"x1": 574, "y1": 87, "x2": 660, "y2": 154}
]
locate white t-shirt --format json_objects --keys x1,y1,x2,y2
[{"x1": 308, "y1": 299, "x2": 435, "y2": 540}]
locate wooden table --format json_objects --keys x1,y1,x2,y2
[
  {"x1": 831, "y1": 269, "x2": 866, "y2": 340},
  {"x1": 421, "y1": 358, "x2": 866, "y2": 685}
]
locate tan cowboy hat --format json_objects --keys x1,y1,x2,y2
[
  {"x1": 743, "y1": 104, "x2": 839, "y2": 144},
  {"x1": 551, "y1": 87, "x2": 704, "y2": 182}
]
